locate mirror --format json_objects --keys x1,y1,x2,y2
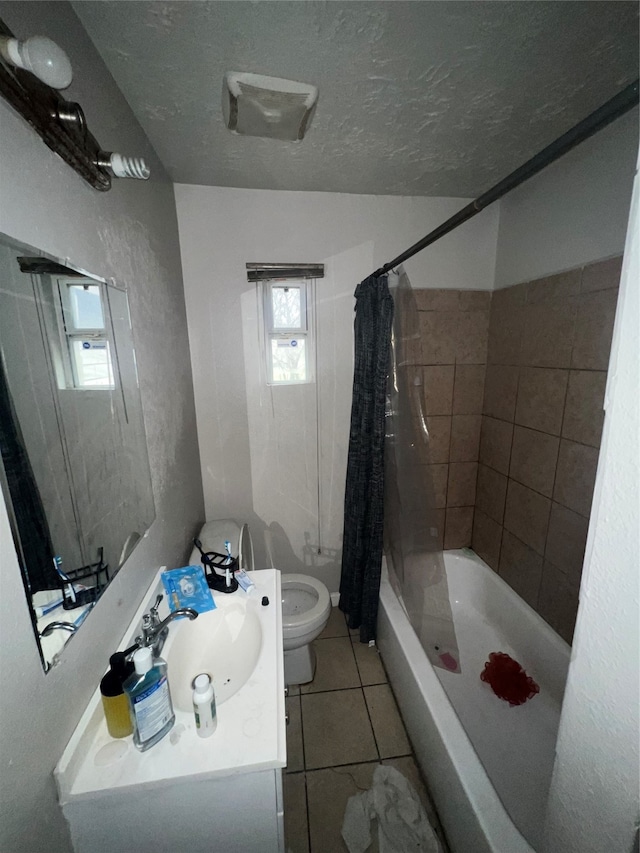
[{"x1": 0, "y1": 233, "x2": 155, "y2": 670}]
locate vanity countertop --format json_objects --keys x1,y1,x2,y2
[{"x1": 55, "y1": 568, "x2": 285, "y2": 804}]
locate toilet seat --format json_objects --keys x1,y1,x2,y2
[{"x1": 282, "y1": 574, "x2": 331, "y2": 640}]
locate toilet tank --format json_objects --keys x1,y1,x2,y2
[{"x1": 190, "y1": 519, "x2": 255, "y2": 571}]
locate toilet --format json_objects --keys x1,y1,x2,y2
[
  {"x1": 281, "y1": 574, "x2": 331, "y2": 685},
  {"x1": 191, "y1": 520, "x2": 331, "y2": 685}
]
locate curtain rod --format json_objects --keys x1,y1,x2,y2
[{"x1": 372, "y1": 79, "x2": 639, "y2": 279}]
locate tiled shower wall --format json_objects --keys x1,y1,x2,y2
[
  {"x1": 414, "y1": 289, "x2": 490, "y2": 550},
  {"x1": 414, "y1": 256, "x2": 620, "y2": 643},
  {"x1": 471, "y1": 256, "x2": 622, "y2": 642}
]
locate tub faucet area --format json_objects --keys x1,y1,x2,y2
[{"x1": 136, "y1": 594, "x2": 198, "y2": 657}]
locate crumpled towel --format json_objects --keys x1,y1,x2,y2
[{"x1": 341, "y1": 765, "x2": 442, "y2": 853}]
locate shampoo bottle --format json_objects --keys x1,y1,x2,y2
[
  {"x1": 192, "y1": 673, "x2": 217, "y2": 737},
  {"x1": 100, "y1": 652, "x2": 134, "y2": 738},
  {"x1": 124, "y1": 647, "x2": 175, "y2": 751}
]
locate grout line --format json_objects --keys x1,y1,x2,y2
[{"x1": 361, "y1": 684, "x2": 381, "y2": 761}]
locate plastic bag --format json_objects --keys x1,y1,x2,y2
[{"x1": 341, "y1": 765, "x2": 442, "y2": 853}]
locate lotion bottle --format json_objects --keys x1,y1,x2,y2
[
  {"x1": 192, "y1": 673, "x2": 217, "y2": 737},
  {"x1": 123, "y1": 647, "x2": 175, "y2": 751}
]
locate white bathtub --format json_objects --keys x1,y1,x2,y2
[{"x1": 377, "y1": 549, "x2": 570, "y2": 853}]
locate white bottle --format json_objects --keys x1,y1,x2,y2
[{"x1": 192, "y1": 673, "x2": 217, "y2": 737}]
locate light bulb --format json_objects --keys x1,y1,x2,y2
[{"x1": 0, "y1": 35, "x2": 72, "y2": 90}]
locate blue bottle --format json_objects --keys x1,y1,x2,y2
[{"x1": 124, "y1": 647, "x2": 175, "y2": 751}]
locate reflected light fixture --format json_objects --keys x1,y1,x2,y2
[
  {"x1": 223, "y1": 71, "x2": 318, "y2": 141},
  {"x1": 0, "y1": 33, "x2": 72, "y2": 89}
]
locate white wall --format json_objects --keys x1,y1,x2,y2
[
  {"x1": 543, "y1": 155, "x2": 639, "y2": 853},
  {"x1": 175, "y1": 186, "x2": 498, "y2": 589},
  {"x1": 0, "y1": 3, "x2": 203, "y2": 851},
  {"x1": 495, "y1": 109, "x2": 638, "y2": 287}
]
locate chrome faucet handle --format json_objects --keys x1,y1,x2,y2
[{"x1": 150, "y1": 594, "x2": 163, "y2": 619}]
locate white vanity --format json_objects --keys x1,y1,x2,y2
[{"x1": 55, "y1": 568, "x2": 286, "y2": 853}]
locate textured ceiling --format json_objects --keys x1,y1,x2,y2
[{"x1": 74, "y1": 1, "x2": 638, "y2": 198}]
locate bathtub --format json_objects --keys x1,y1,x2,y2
[{"x1": 377, "y1": 549, "x2": 570, "y2": 853}]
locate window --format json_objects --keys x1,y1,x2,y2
[
  {"x1": 263, "y1": 279, "x2": 314, "y2": 385},
  {"x1": 56, "y1": 279, "x2": 115, "y2": 389}
]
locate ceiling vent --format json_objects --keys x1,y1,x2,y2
[{"x1": 222, "y1": 72, "x2": 318, "y2": 142}]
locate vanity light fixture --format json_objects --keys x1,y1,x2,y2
[
  {"x1": 0, "y1": 33, "x2": 73, "y2": 89},
  {"x1": 0, "y1": 18, "x2": 150, "y2": 190}
]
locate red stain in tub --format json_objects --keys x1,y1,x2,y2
[{"x1": 480, "y1": 651, "x2": 539, "y2": 706}]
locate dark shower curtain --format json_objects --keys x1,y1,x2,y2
[
  {"x1": 0, "y1": 362, "x2": 58, "y2": 593},
  {"x1": 339, "y1": 273, "x2": 394, "y2": 643}
]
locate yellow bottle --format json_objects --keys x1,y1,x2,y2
[{"x1": 100, "y1": 652, "x2": 134, "y2": 738}]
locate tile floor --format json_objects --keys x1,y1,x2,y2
[{"x1": 284, "y1": 607, "x2": 449, "y2": 853}]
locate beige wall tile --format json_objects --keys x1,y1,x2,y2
[
  {"x1": 571, "y1": 289, "x2": 618, "y2": 370},
  {"x1": 444, "y1": 506, "x2": 474, "y2": 548},
  {"x1": 472, "y1": 509, "x2": 502, "y2": 570},
  {"x1": 487, "y1": 303, "x2": 524, "y2": 365},
  {"x1": 538, "y1": 561, "x2": 580, "y2": 644},
  {"x1": 284, "y1": 772, "x2": 309, "y2": 853},
  {"x1": 504, "y1": 479, "x2": 551, "y2": 555},
  {"x1": 456, "y1": 310, "x2": 489, "y2": 364},
  {"x1": 459, "y1": 290, "x2": 491, "y2": 311},
  {"x1": 452, "y1": 364, "x2": 485, "y2": 414},
  {"x1": 450, "y1": 415, "x2": 482, "y2": 462},
  {"x1": 422, "y1": 365, "x2": 455, "y2": 415},
  {"x1": 525, "y1": 269, "x2": 581, "y2": 303},
  {"x1": 580, "y1": 255, "x2": 622, "y2": 293},
  {"x1": 499, "y1": 530, "x2": 544, "y2": 609},
  {"x1": 509, "y1": 426, "x2": 560, "y2": 498},
  {"x1": 428, "y1": 463, "x2": 448, "y2": 509},
  {"x1": 520, "y1": 299, "x2": 577, "y2": 367},
  {"x1": 301, "y1": 689, "x2": 378, "y2": 769},
  {"x1": 364, "y1": 684, "x2": 411, "y2": 758},
  {"x1": 492, "y1": 282, "x2": 527, "y2": 311},
  {"x1": 426, "y1": 416, "x2": 451, "y2": 463},
  {"x1": 476, "y1": 463, "x2": 508, "y2": 524},
  {"x1": 414, "y1": 288, "x2": 459, "y2": 311},
  {"x1": 479, "y1": 416, "x2": 513, "y2": 475},
  {"x1": 447, "y1": 462, "x2": 478, "y2": 507},
  {"x1": 483, "y1": 364, "x2": 519, "y2": 421},
  {"x1": 419, "y1": 311, "x2": 458, "y2": 364},
  {"x1": 545, "y1": 502, "x2": 589, "y2": 585},
  {"x1": 562, "y1": 370, "x2": 607, "y2": 447},
  {"x1": 515, "y1": 367, "x2": 568, "y2": 435},
  {"x1": 553, "y1": 439, "x2": 599, "y2": 518}
]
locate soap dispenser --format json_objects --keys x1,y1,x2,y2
[
  {"x1": 124, "y1": 647, "x2": 175, "y2": 751},
  {"x1": 100, "y1": 652, "x2": 134, "y2": 738}
]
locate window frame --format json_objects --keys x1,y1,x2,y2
[{"x1": 262, "y1": 278, "x2": 315, "y2": 386}]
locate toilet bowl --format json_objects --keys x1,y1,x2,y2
[
  {"x1": 191, "y1": 520, "x2": 332, "y2": 686},
  {"x1": 281, "y1": 574, "x2": 332, "y2": 685}
]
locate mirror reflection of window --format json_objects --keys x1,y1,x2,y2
[{"x1": 56, "y1": 280, "x2": 115, "y2": 389}]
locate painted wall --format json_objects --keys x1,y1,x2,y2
[
  {"x1": 495, "y1": 109, "x2": 638, "y2": 287},
  {"x1": 543, "y1": 155, "x2": 639, "y2": 853},
  {"x1": 174, "y1": 185, "x2": 499, "y2": 589},
  {"x1": 0, "y1": 3, "x2": 203, "y2": 852}
]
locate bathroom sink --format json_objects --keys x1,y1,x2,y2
[{"x1": 165, "y1": 594, "x2": 263, "y2": 711}]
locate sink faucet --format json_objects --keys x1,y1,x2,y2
[
  {"x1": 40, "y1": 621, "x2": 78, "y2": 637},
  {"x1": 136, "y1": 594, "x2": 198, "y2": 657}
]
